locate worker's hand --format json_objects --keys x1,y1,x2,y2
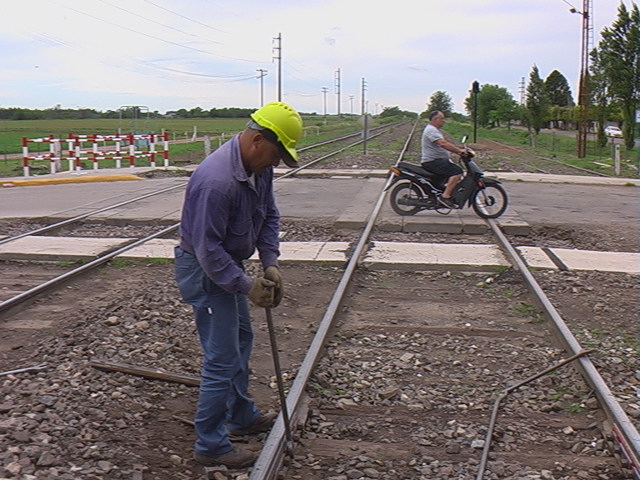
[
  {"x1": 461, "y1": 148, "x2": 475, "y2": 158},
  {"x1": 248, "y1": 277, "x2": 276, "y2": 308},
  {"x1": 264, "y1": 266, "x2": 283, "y2": 307}
]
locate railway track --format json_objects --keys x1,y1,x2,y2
[
  {"x1": 0, "y1": 121, "x2": 637, "y2": 479},
  {"x1": 0, "y1": 123, "x2": 403, "y2": 310},
  {"x1": 245, "y1": 123, "x2": 639, "y2": 480}
]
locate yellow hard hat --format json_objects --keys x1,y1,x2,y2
[{"x1": 250, "y1": 102, "x2": 303, "y2": 167}]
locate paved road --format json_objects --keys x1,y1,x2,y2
[{"x1": 1, "y1": 172, "x2": 638, "y2": 235}]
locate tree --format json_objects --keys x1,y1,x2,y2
[
  {"x1": 464, "y1": 84, "x2": 516, "y2": 127},
  {"x1": 425, "y1": 91, "x2": 453, "y2": 116},
  {"x1": 593, "y1": 2, "x2": 639, "y2": 150},
  {"x1": 590, "y1": 48, "x2": 613, "y2": 146},
  {"x1": 526, "y1": 64, "x2": 549, "y2": 134},
  {"x1": 544, "y1": 70, "x2": 574, "y2": 107},
  {"x1": 379, "y1": 106, "x2": 402, "y2": 118}
]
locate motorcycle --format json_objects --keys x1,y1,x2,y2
[{"x1": 385, "y1": 140, "x2": 508, "y2": 219}]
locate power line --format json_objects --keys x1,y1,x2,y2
[
  {"x1": 142, "y1": 0, "x2": 227, "y2": 34},
  {"x1": 52, "y1": 1, "x2": 266, "y2": 63},
  {"x1": 32, "y1": 32, "x2": 258, "y2": 86},
  {"x1": 97, "y1": 0, "x2": 222, "y2": 45}
]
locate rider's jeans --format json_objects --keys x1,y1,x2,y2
[{"x1": 174, "y1": 246, "x2": 260, "y2": 456}]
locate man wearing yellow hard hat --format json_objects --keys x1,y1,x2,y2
[{"x1": 174, "y1": 102, "x2": 303, "y2": 469}]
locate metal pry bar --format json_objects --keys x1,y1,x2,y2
[{"x1": 0, "y1": 363, "x2": 47, "y2": 377}]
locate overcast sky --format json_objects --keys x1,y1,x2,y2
[{"x1": 1, "y1": 0, "x2": 626, "y2": 115}]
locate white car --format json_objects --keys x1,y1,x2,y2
[{"x1": 604, "y1": 125, "x2": 623, "y2": 137}]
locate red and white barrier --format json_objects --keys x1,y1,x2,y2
[{"x1": 21, "y1": 132, "x2": 170, "y2": 177}]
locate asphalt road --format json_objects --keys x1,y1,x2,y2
[{"x1": 1, "y1": 175, "x2": 638, "y2": 234}]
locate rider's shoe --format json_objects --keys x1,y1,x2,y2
[{"x1": 438, "y1": 196, "x2": 457, "y2": 209}]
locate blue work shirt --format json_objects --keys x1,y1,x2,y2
[{"x1": 179, "y1": 134, "x2": 280, "y2": 295}]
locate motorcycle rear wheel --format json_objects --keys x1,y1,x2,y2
[
  {"x1": 390, "y1": 182, "x2": 423, "y2": 216},
  {"x1": 471, "y1": 184, "x2": 508, "y2": 218}
]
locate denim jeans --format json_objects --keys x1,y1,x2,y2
[{"x1": 174, "y1": 246, "x2": 260, "y2": 456}]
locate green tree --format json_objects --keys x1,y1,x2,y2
[
  {"x1": 425, "y1": 91, "x2": 453, "y2": 116},
  {"x1": 544, "y1": 70, "x2": 574, "y2": 107},
  {"x1": 464, "y1": 84, "x2": 516, "y2": 127},
  {"x1": 379, "y1": 106, "x2": 402, "y2": 118},
  {"x1": 593, "y1": 2, "x2": 639, "y2": 150},
  {"x1": 526, "y1": 64, "x2": 549, "y2": 134},
  {"x1": 590, "y1": 48, "x2": 613, "y2": 146}
]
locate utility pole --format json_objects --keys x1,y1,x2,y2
[
  {"x1": 349, "y1": 95, "x2": 354, "y2": 115},
  {"x1": 518, "y1": 77, "x2": 526, "y2": 105},
  {"x1": 272, "y1": 33, "x2": 282, "y2": 102},
  {"x1": 335, "y1": 68, "x2": 341, "y2": 116},
  {"x1": 361, "y1": 77, "x2": 368, "y2": 153},
  {"x1": 571, "y1": 0, "x2": 593, "y2": 158},
  {"x1": 321, "y1": 87, "x2": 328, "y2": 118},
  {"x1": 256, "y1": 69, "x2": 267, "y2": 106}
]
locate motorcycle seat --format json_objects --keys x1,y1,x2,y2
[{"x1": 397, "y1": 161, "x2": 433, "y2": 177}]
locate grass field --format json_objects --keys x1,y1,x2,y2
[
  {"x1": 0, "y1": 115, "x2": 363, "y2": 176},
  {"x1": 444, "y1": 121, "x2": 638, "y2": 178},
  {"x1": 1, "y1": 116, "x2": 636, "y2": 178}
]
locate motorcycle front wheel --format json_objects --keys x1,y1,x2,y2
[
  {"x1": 471, "y1": 184, "x2": 508, "y2": 218},
  {"x1": 390, "y1": 182, "x2": 424, "y2": 216}
]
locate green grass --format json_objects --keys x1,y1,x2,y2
[
  {"x1": 512, "y1": 302, "x2": 544, "y2": 323},
  {"x1": 108, "y1": 258, "x2": 139, "y2": 268},
  {"x1": 0, "y1": 115, "x2": 366, "y2": 176},
  {"x1": 443, "y1": 121, "x2": 638, "y2": 176}
]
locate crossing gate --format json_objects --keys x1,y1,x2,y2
[{"x1": 21, "y1": 133, "x2": 170, "y2": 177}]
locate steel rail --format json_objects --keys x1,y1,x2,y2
[
  {"x1": 0, "y1": 224, "x2": 179, "y2": 316},
  {"x1": 277, "y1": 128, "x2": 390, "y2": 180},
  {"x1": 296, "y1": 123, "x2": 394, "y2": 153},
  {"x1": 487, "y1": 218, "x2": 640, "y2": 477},
  {"x1": 249, "y1": 120, "x2": 419, "y2": 480},
  {"x1": 0, "y1": 125, "x2": 402, "y2": 317}
]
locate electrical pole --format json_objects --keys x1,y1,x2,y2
[
  {"x1": 256, "y1": 69, "x2": 267, "y2": 106},
  {"x1": 518, "y1": 77, "x2": 526, "y2": 105},
  {"x1": 361, "y1": 77, "x2": 368, "y2": 153},
  {"x1": 272, "y1": 33, "x2": 282, "y2": 102},
  {"x1": 335, "y1": 68, "x2": 341, "y2": 116},
  {"x1": 571, "y1": 0, "x2": 593, "y2": 158},
  {"x1": 349, "y1": 95, "x2": 354, "y2": 115},
  {"x1": 321, "y1": 87, "x2": 328, "y2": 119}
]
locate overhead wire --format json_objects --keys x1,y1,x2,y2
[
  {"x1": 142, "y1": 0, "x2": 227, "y2": 34},
  {"x1": 52, "y1": 0, "x2": 266, "y2": 63},
  {"x1": 97, "y1": 0, "x2": 222, "y2": 45}
]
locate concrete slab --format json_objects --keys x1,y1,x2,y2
[
  {"x1": 0, "y1": 235, "x2": 131, "y2": 261},
  {"x1": 362, "y1": 242, "x2": 510, "y2": 272},
  {"x1": 518, "y1": 246, "x2": 559, "y2": 270},
  {"x1": 460, "y1": 216, "x2": 489, "y2": 234},
  {"x1": 550, "y1": 248, "x2": 640, "y2": 274},
  {"x1": 316, "y1": 242, "x2": 351, "y2": 263},
  {"x1": 1, "y1": 235, "x2": 636, "y2": 274},
  {"x1": 121, "y1": 239, "x2": 178, "y2": 259}
]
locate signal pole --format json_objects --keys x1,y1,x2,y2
[{"x1": 472, "y1": 80, "x2": 479, "y2": 143}]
